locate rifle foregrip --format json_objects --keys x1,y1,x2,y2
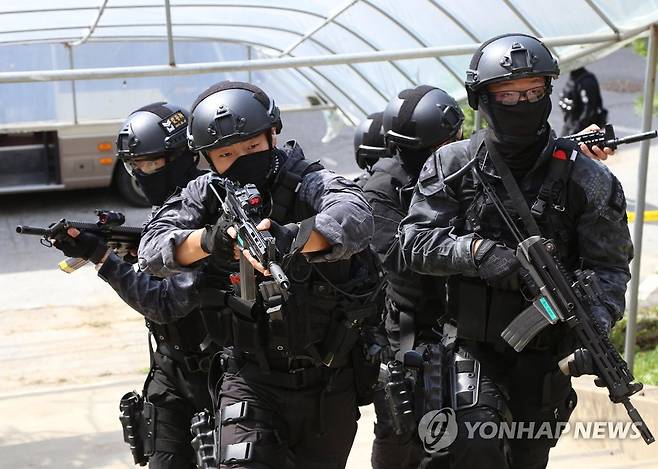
[{"x1": 501, "y1": 305, "x2": 551, "y2": 352}]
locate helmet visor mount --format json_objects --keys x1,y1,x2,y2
[{"x1": 192, "y1": 105, "x2": 273, "y2": 154}]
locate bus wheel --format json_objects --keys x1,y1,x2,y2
[{"x1": 115, "y1": 163, "x2": 150, "y2": 207}]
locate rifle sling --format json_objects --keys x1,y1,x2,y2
[{"x1": 484, "y1": 141, "x2": 542, "y2": 238}]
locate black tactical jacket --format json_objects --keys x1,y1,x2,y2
[
  {"x1": 400, "y1": 130, "x2": 632, "y2": 344},
  {"x1": 97, "y1": 167, "x2": 211, "y2": 352},
  {"x1": 136, "y1": 141, "x2": 375, "y2": 368},
  {"x1": 138, "y1": 141, "x2": 374, "y2": 276}
]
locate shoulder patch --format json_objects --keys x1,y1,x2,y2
[{"x1": 418, "y1": 154, "x2": 438, "y2": 184}]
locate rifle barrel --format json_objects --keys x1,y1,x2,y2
[
  {"x1": 613, "y1": 130, "x2": 658, "y2": 146},
  {"x1": 15, "y1": 225, "x2": 48, "y2": 236}
]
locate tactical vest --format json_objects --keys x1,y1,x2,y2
[
  {"x1": 367, "y1": 156, "x2": 446, "y2": 334},
  {"x1": 450, "y1": 132, "x2": 579, "y2": 347},
  {"x1": 200, "y1": 142, "x2": 382, "y2": 371}
]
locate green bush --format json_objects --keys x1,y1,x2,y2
[
  {"x1": 461, "y1": 105, "x2": 487, "y2": 139},
  {"x1": 634, "y1": 346, "x2": 658, "y2": 385},
  {"x1": 628, "y1": 38, "x2": 658, "y2": 116},
  {"x1": 610, "y1": 315, "x2": 658, "y2": 352}
]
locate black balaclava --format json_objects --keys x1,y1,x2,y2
[
  {"x1": 480, "y1": 92, "x2": 552, "y2": 176},
  {"x1": 135, "y1": 150, "x2": 198, "y2": 206},
  {"x1": 214, "y1": 132, "x2": 278, "y2": 197},
  {"x1": 220, "y1": 149, "x2": 273, "y2": 191}
]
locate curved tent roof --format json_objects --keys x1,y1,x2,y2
[{"x1": 1, "y1": 0, "x2": 657, "y2": 127}]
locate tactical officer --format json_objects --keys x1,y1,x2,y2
[
  {"x1": 364, "y1": 85, "x2": 463, "y2": 469},
  {"x1": 137, "y1": 81, "x2": 376, "y2": 469},
  {"x1": 53, "y1": 102, "x2": 215, "y2": 468},
  {"x1": 399, "y1": 34, "x2": 632, "y2": 469},
  {"x1": 353, "y1": 111, "x2": 389, "y2": 188},
  {"x1": 559, "y1": 66, "x2": 608, "y2": 136}
]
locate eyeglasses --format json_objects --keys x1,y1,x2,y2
[
  {"x1": 489, "y1": 85, "x2": 547, "y2": 106},
  {"x1": 123, "y1": 156, "x2": 167, "y2": 176}
]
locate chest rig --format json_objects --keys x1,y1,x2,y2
[
  {"x1": 452, "y1": 132, "x2": 580, "y2": 346},
  {"x1": 464, "y1": 132, "x2": 579, "y2": 259},
  {"x1": 200, "y1": 144, "x2": 382, "y2": 373}
]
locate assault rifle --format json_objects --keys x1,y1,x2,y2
[
  {"x1": 16, "y1": 209, "x2": 142, "y2": 272},
  {"x1": 471, "y1": 166, "x2": 655, "y2": 445},
  {"x1": 208, "y1": 179, "x2": 290, "y2": 304},
  {"x1": 564, "y1": 124, "x2": 657, "y2": 151}
]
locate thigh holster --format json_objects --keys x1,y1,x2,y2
[{"x1": 119, "y1": 391, "x2": 155, "y2": 466}]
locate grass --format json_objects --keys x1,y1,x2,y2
[
  {"x1": 634, "y1": 346, "x2": 658, "y2": 386},
  {"x1": 610, "y1": 308, "x2": 658, "y2": 385}
]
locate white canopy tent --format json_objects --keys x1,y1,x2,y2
[
  {"x1": 1, "y1": 0, "x2": 658, "y2": 367},
  {"x1": 1, "y1": 0, "x2": 657, "y2": 126}
]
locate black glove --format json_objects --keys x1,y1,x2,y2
[
  {"x1": 561, "y1": 348, "x2": 594, "y2": 377},
  {"x1": 200, "y1": 216, "x2": 234, "y2": 259},
  {"x1": 558, "y1": 348, "x2": 606, "y2": 387},
  {"x1": 53, "y1": 232, "x2": 108, "y2": 264},
  {"x1": 473, "y1": 239, "x2": 520, "y2": 282},
  {"x1": 268, "y1": 220, "x2": 299, "y2": 256}
]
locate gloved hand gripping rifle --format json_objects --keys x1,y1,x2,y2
[
  {"x1": 16, "y1": 209, "x2": 141, "y2": 272},
  {"x1": 470, "y1": 164, "x2": 654, "y2": 445},
  {"x1": 208, "y1": 179, "x2": 290, "y2": 304}
]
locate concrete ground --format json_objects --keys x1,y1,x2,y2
[{"x1": 1, "y1": 278, "x2": 658, "y2": 468}]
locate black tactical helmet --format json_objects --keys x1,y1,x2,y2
[
  {"x1": 187, "y1": 81, "x2": 282, "y2": 153},
  {"x1": 383, "y1": 85, "x2": 464, "y2": 151},
  {"x1": 465, "y1": 33, "x2": 560, "y2": 109},
  {"x1": 353, "y1": 112, "x2": 388, "y2": 170},
  {"x1": 116, "y1": 102, "x2": 189, "y2": 161}
]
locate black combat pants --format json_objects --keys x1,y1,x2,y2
[
  {"x1": 215, "y1": 360, "x2": 358, "y2": 469},
  {"x1": 448, "y1": 341, "x2": 577, "y2": 469},
  {"x1": 144, "y1": 350, "x2": 213, "y2": 469}
]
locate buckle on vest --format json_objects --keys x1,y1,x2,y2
[
  {"x1": 184, "y1": 354, "x2": 212, "y2": 373},
  {"x1": 531, "y1": 199, "x2": 547, "y2": 217},
  {"x1": 221, "y1": 401, "x2": 249, "y2": 424},
  {"x1": 221, "y1": 442, "x2": 253, "y2": 464}
]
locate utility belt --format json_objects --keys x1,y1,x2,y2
[
  {"x1": 146, "y1": 313, "x2": 208, "y2": 354},
  {"x1": 155, "y1": 342, "x2": 214, "y2": 374},
  {"x1": 200, "y1": 279, "x2": 379, "y2": 373},
  {"x1": 223, "y1": 355, "x2": 352, "y2": 390}
]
